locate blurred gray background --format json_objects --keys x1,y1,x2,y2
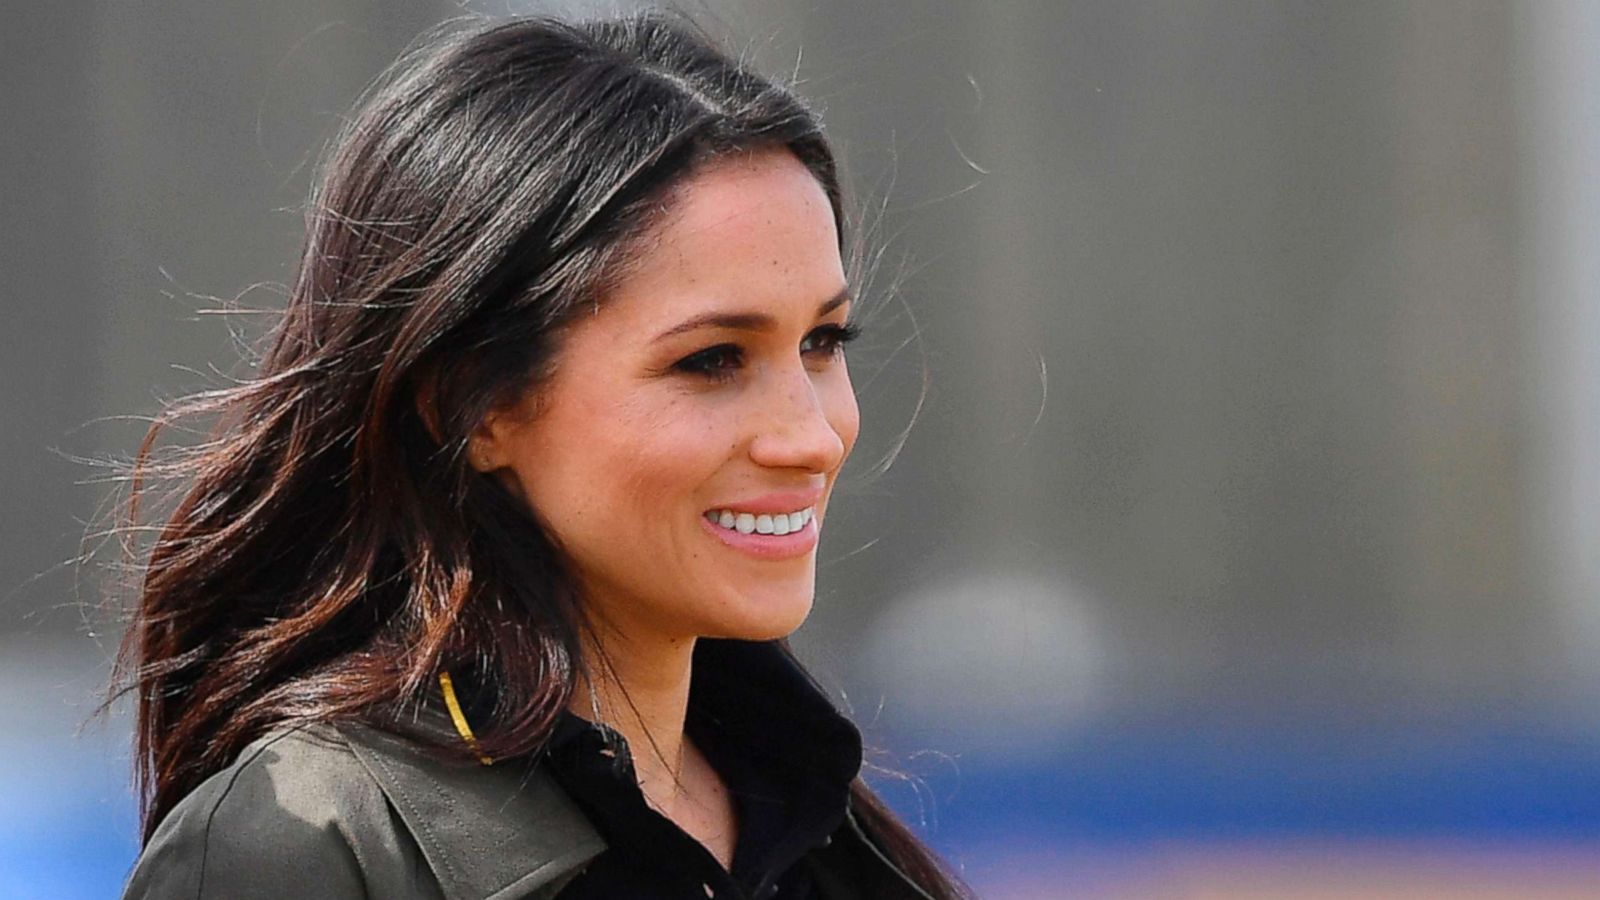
[{"x1": 6, "y1": 1, "x2": 1599, "y2": 897}]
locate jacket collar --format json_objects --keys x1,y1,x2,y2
[{"x1": 339, "y1": 706, "x2": 605, "y2": 900}]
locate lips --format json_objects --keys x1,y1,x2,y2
[
  {"x1": 700, "y1": 487, "x2": 826, "y2": 560},
  {"x1": 699, "y1": 510, "x2": 818, "y2": 560}
]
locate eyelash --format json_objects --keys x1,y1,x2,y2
[{"x1": 673, "y1": 323, "x2": 863, "y2": 383}]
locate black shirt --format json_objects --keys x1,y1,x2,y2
[{"x1": 541, "y1": 639, "x2": 864, "y2": 900}]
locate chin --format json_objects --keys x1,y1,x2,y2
[{"x1": 711, "y1": 594, "x2": 814, "y2": 643}]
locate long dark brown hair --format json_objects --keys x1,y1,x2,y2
[{"x1": 112, "y1": 11, "x2": 967, "y2": 898}]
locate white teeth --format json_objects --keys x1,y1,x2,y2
[{"x1": 705, "y1": 506, "x2": 814, "y2": 536}]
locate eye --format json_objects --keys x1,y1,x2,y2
[
  {"x1": 673, "y1": 344, "x2": 744, "y2": 383},
  {"x1": 670, "y1": 322, "x2": 863, "y2": 384},
  {"x1": 801, "y1": 322, "x2": 863, "y2": 358}
]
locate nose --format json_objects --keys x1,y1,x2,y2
[{"x1": 747, "y1": 363, "x2": 850, "y2": 474}]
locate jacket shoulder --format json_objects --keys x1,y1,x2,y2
[{"x1": 122, "y1": 725, "x2": 440, "y2": 900}]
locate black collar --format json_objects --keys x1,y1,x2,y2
[
  {"x1": 541, "y1": 639, "x2": 865, "y2": 896},
  {"x1": 686, "y1": 637, "x2": 864, "y2": 790},
  {"x1": 550, "y1": 638, "x2": 863, "y2": 788}
]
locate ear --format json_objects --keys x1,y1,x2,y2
[
  {"x1": 416, "y1": 370, "x2": 500, "y2": 472},
  {"x1": 467, "y1": 401, "x2": 525, "y2": 474}
]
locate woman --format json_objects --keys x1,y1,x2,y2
[{"x1": 117, "y1": 12, "x2": 970, "y2": 900}]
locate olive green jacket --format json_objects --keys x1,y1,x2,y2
[{"x1": 121, "y1": 714, "x2": 934, "y2": 899}]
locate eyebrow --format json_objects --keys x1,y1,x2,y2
[{"x1": 651, "y1": 288, "x2": 852, "y2": 344}]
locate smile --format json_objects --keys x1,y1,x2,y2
[{"x1": 703, "y1": 506, "x2": 815, "y2": 535}]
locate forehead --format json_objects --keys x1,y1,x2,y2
[{"x1": 584, "y1": 149, "x2": 846, "y2": 334}]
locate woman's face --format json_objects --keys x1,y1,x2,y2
[{"x1": 471, "y1": 149, "x2": 859, "y2": 648}]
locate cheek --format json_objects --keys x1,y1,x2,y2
[{"x1": 557, "y1": 396, "x2": 726, "y2": 515}]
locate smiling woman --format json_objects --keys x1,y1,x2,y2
[
  {"x1": 472, "y1": 151, "x2": 859, "y2": 647},
  {"x1": 114, "y1": 11, "x2": 969, "y2": 900}
]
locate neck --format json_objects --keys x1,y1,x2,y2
[{"x1": 571, "y1": 628, "x2": 698, "y2": 808}]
